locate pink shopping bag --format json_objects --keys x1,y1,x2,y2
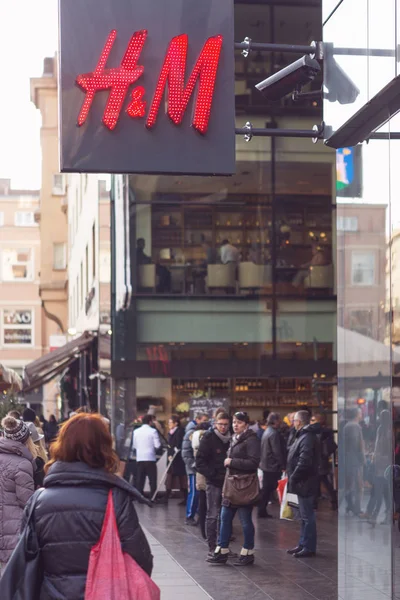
[{"x1": 85, "y1": 490, "x2": 160, "y2": 600}]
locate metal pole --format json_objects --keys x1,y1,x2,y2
[
  {"x1": 235, "y1": 127, "x2": 324, "y2": 139},
  {"x1": 234, "y1": 41, "x2": 315, "y2": 54}
]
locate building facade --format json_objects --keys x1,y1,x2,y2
[
  {"x1": 111, "y1": 1, "x2": 337, "y2": 445},
  {"x1": 337, "y1": 203, "x2": 386, "y2": 341},
  {"x1": 324, "y1": 0, "x2": 400, "y2": 598},
  {"x1": 30, "y1": 57, "x2": 68, "y2": 415},
  {"x1": 0, "y1": 179, "x2": 43, "y2": 411}
]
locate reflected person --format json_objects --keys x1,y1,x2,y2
[
  {"x1": 292, "y1": 242, "x2": 330, "y2": 288},
  {"x1": 343, "y1": 408, "x2": 365, "y2": 517},
  {"x1": 136, "y1": 238, "x2": 171, "y2": 293},
  {"x1": 368, "y1": 409, "x2": 391, "y2": 525}
]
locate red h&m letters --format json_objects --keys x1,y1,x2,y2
[{"x1": 76, "y1": 29, "x2": 223, "y2": 134}]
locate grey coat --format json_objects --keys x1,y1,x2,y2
[
  {"x1": 182, "y1": 421, "x2": 196, "y2": 475},
  {"x1": 0, "y1": 438, "x2": 35, "y2": 562},
  {"x1": 260, "y1": 426, "x2": 286, "y2": 473}
]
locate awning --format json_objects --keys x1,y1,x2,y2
[
  {"x1": 22, "y1": 332, "x2": 95, "y2": 392},
  {"x1": 0, "y1": 363, "x2": 23, "y2": 393}
]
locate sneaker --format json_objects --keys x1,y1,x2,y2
[
  {"x1": 185, "y1": 517, "x2": 197, "y2": 526},
  {"x1": 293, "y1": 548, "x2": 316, "y2": 558},
  {"x1": 287, "y1": 546, "x2": 303, "y2": 555},
  {"x1": 233, "y1": 554, "x2": 255, "y2": 567},
  {"x1": 207, "y1": 550, "x2": 229, "y2": 565}
]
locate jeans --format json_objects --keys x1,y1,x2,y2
[
  {"x1": 206, "y1": 483, "x2": 222, "y2": 551},
  {"x1": 219, "y1": 505, "x2": 255, "y2": 550},
  {"x1": 136, "y1": 461, "x2": 157, "y2": 498},
  {"x1": 259, "y1": 471, "x2": 281, "y2": 515},
  {"x1": 298, "y1": 495, "x2": 317, "y2": 553},
  {"x1": 186, "y1": 474, "x2": 199, "y2": 519},
  {"x1": 345, "y1": 466, "x2": 362, "y2": 516}
]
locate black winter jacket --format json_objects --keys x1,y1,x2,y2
[
  {"x1": 196, "y1": 429, "x2": 231, "y2": 488},
  {"x1": 168, "y1": 426, "x2": 186, "y2": 476},
  {"x1": 260, "y1": 426, "x2": 286, "y2": 473},
  {"x1": 26, "y1": 461, "x2": 153, "y2": 600},
  {"x1": 318, "y1": 426, "x2": 337, "y2": 475},
  {"x1": 228, "y1": 429, "x2": 261, "y2": 475},
  {"x1": 287, "y1": 424, "x2": 320, "y2": 497}
]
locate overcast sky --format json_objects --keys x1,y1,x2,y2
[{"x1": 0, "y1": 1, "x2": 58, "y2": 190}]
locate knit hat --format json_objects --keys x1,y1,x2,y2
[
  {"x1": 1, "y1": 416, "x2": 31, "y2": 444},
  {"x1": 22, "y1": 407, "x2": 36, "y2": 423}
]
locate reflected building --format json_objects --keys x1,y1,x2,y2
[
  {"x1": 338, "y1": 203, "x2": 386, "y2": 342},
  {"x1": 325, "y1": 0, "x2": 400, "y2": 598}
]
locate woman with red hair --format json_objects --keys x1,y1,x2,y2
[{"x1": 19, "y1": 413, "x2": 153, "y2": 599}]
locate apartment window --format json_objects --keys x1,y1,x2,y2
[
  {"x1": 53, "y1": 243, "x2": 67, "y2": 270},
  {"x1": 351, "y1": 252, "x2": 375, "y2": 285},
  {"x1": 3, "y1": 309, "x2": 33, "y2": 345},
  {"x1": 80, "y1": 262, "x2": 84, "y2": 308},
  {"x1": 337, "y1": 216, "x2": 358, "y2": 232},
  {"x1": 15, "y1": 212, "x2": 35, "y2": 226},
  {"x1": 76, "y1": 276, "x2": 79, "y2": 319},
  {"x1": 0, "y1": 212, "x2": 4, "y2": 226},
  {"x1": 99, "y1": 248, "x2": 111, "y2": 283},
  {"x1": 349, "y1": 309, "x2": 373, "y2": 338},
  {"x1": 86, "y1": 245, "x2": 89, "y2": 294},
  {"x1": 52, "y1": 174, "x2": 66, "y2": 196},
  {"x1": 92, "y1": 223, "x2": 96, "y2": 279},
  {"x1": 2, "y1": 248, "x2": 33, "y2": 281}
]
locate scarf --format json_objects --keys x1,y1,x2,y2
[
  {"x1": 169, "y1": 426, "x2": 178, "y2": 436},
  {"x1": 213, "y1": 427, "x2": 231, "y2": 444}
]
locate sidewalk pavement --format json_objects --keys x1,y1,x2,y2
[{"x1": 145, "y1": 529, "x2": 212, "y2": 600}]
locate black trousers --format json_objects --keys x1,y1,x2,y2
[
  {"x1": 259, "y1": 471, "x2": 281, "y2": 515},
  {"x1": 136, "y1": 461, "x2": 157, "y2": 498}
]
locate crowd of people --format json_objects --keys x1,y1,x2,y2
[
  {"x1": 130, "y1": 406, "x2": 338, "y2": 566},
  {"x1": 0, "y1": 403, "x2": 338, "y2": 598}
]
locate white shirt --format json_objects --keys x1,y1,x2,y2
[
  {"x1": 221, "y1": 243, "x2": 240, "y2": 264},
  {"x1": 133, "y1": 424, "x2": 162, "y2": 462}
]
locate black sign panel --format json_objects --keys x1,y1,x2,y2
[{"x1": 59, "y1": 0, "x2": 235, "y2": 175}]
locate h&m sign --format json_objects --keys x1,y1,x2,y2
[{"x1": 59, "y1": 0, "x2": 235, "y2": 175}]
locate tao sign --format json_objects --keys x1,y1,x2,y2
[{"x1": 59, "y1": 0, "x2": 235, "y2": 176}]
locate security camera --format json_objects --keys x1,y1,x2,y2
[
  {"x1": 324, "y1": 52, "x2": 359, "y2": 105},
  {"x1": 255, "y1": 55, "x2": 321, "y2": 102}
]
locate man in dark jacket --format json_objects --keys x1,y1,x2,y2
[
  {"x1": 258, "y1": 412, "x2": 286, "y2": 518},
  {"x1": 196, "y1": 412, "x2": 231, "y2": 555},
  {"x1": 311, "y1": 413, "x2": 337, "y2": 509},
  {"x1": 286, "y1": 410, "x2": 319, "y2": 558}
]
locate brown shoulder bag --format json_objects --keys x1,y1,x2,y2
[{"x1": 222, "y1": 471, "x2": 260, "y2": 506}]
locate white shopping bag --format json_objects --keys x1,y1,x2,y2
[{"x1": 279, "y1": 481, "x2": 294, "y2": 521}]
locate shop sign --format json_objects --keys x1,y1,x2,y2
[
  {"x1": 3, "y1": 310, "x2": 32, "y2": 326},
  {"x1": 59, "y1": 0, "x2": 235, "y2": 176},
  {"x1": 3, "y1": 310, "x2": 33, "y2": 346},
  {"x1": 4, "y1": 330, "x2": 32, "y2": 345},
  {"x1": 49, "y1": 335, "x2": 67, "y2": 352}
]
